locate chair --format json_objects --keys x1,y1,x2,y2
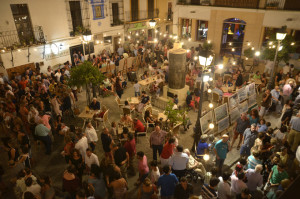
[
  {"x1": 212, "y1": 92, "x2": 220, "y2": 104},
  {"x1": 95, "y1": 109, "x2": 111, "y2": 128},
  {"x1": 171, "y1": 123, "x2": 181, "y2": 135},
  {"x1": 115, "y1": 96, "x2": 125, "y2": 111},
  {"x1": 142, "y1": 105, "x2": 155, "y2": 133}
]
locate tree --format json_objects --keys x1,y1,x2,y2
[
  {"x1": 262, "y1": 34, "x2": 296, "y2": 62},
  {"x1": 164, "y1": 101, "x2": 188, "y2": 128},
  {"x1": 68, "y1": 61, "x2": 105, "y2": 105}
]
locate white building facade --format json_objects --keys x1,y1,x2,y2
[{"x1": 0, "y1": 0, "x2": 125, "y2": 73}]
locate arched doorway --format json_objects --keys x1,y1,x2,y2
[{"x1": 220, "y1": 18, "x2": 246, "y2": 56}]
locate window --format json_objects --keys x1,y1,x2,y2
[
  {"x1": 104, "y1": 36, "x2": 112, "y2": 44},
  {"x1": 112, "y1": 3, "x2": 119, "y2": 24},
  {"x1": 92, "y1": 4, "x2": 104, "y2": 19},
  {"x1": 196, "y1": 20, "x2": 208, "y2": 41},
  {"x1": 181, "y1": 19, "x2": 192, "y2": 38},
  {"x1": 148, "y1": 0, "x2": 154, "y2": 19},
  {"x1": 131, "y1": 0, "x2": 139, "y2": 21},
  {"x1": 10, "y1": 4, "x2": 34, "y2": 45},
  {"x1": 69, "y1": 1, "x2": 83, "y2": 33},
  {"x1": 167, "y1": 2, "x2": 172, "y2": 21}
]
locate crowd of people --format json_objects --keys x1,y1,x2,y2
[{"x1": 0, "y1": 38, "x2": 299, "y2": 199}]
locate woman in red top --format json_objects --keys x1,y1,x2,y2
[
  {"x1": 124, "y1": 133, "x2": 136, "y2": 175},
  {"x1": 160, "y1": 137, "x2": 176, "y2": 167}
]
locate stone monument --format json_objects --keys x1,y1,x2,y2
[{"x1": 161, "y1": 43, "x2": 189, "y2": 106}]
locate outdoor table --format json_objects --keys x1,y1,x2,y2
[
  {"x1": 249, "y1": 78, "x2": 262, "y2": 85},
  {"x1": 223, "y1": 92, "x2": 233, "y2": 104},
  {"x1": 127, "y1": 97, "x2": 140, "y2": 105},
  {"x1": 138, "y1": 76, "x2": 158, "y2": 86},
  {"x1": 157, "y1": 112, "x2": 168, "y2": 122},
  {"x1": 221, "y1": 86, "x2": 234, "y2": 93},
  {"x1": 78, "y1": 110, "x2": 99, "y2": 128}
]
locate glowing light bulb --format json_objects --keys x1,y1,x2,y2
[
  {"x1": 209, "y1": 123, "x2": 214, "y2": 129},
  {"x1": 208, "y1": 89, "x2": 212, "y2": 93},
  {"x1": 208, "y1": 40, "x2": 211, "y2": 44},
  {"x1": 233, "y1": 62, "x2": 236, "y2": 65},
  {"x1": 203, "y1": 154, "x2": 210, "y2": 161},
  {"x1": 96, "y1": 40, "x2": 100, "y2": 44},
  {"x1": 18, "y1": 49, "x2": 21, "y2": 52},
  {"x1": 255, "y1": 51, "x2": 260, "y2": 56},
  {"x1": 245, "y1": 57, "x2": 248, "y2": 60},
  {"x1": 291, "y1": 42, "x2": 295, "y2": 46},
  {"x1": 209, "y1": 77, "x2": 213, "y2": 81},
  {"x1": 194, "y1": 56, "x2": 198, "y2": 60},
  {"x1": 188, "y1": 38, "x2": 191, "y2": 41},
  {"x1": 269, "y1": 41, "x2": 273, "y2": 45},
  {"x1": 218, "y1": 64, "x2": 224, "y2": 69},
  {"x1": 208, "y1": 69, "x2": 211, "y2": 72},
  {"x1": 232, "y1": 48, "x2": 235, "y2": 52},
  {"x1": 247, "y1": 42, "x2": 251, "y2": 46},
  {"x1": 251, "y1": 47, "x2": 255, "y2": 50},
  {"x1": 229, "y1": 42, "x2": 232, "y2": 46},
  {"x1": 209, "y1": 103, "x2": 214, "y2": 109}
]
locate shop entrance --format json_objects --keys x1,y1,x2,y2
[{"x1": 220, "y1": 18, "x2": 246, "y2": 56}]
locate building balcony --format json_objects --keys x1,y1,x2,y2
[
  {"x1": 125, "y1": 9, "x2": 159, "y2": 23},
  {"x1": 177, "y1": 0, "x2": 300, "y2": 11},
  {"x1": 0, "y1": 26, "x2": 45, "y2": 50}
]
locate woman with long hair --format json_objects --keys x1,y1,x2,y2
[{"x1": 115, "y1": 77, "x2": 123, "y2": 99}]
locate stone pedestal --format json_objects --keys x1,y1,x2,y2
[{"x1": 162, "y1": 85, "x2": 189, "y2": 106}]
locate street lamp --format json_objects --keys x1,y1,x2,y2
[
  {"x1": 192, "y1": 51, "x2": 214, "y2": 151},
  {"x1": 268, "y1": 26, "x2": 287, "y2": 89},
  {"x1": 83, "y1": 30, "x2": 92, "y2": 58},
  {"x1": 149, "y1": 19, "x2": 156, "y2": 28}
]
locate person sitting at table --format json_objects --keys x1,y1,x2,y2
[
  {"x1": 120, "y1": 113, "x2": 133, "y2": 127},
  {"x1": 144, "y1": 110, "x2": 156, "y2": 127},
  {"x1": 141, "y1": 71, "x2": 149, "y2": 80},
  {"x1": 213, "y1": 86, "x2": 224, "y2": 101},
  {"x1": 94, "y1": 105, "x2": 107, "y2": 121},
  {"x1": 103, "y1": 77, "x2": 112, "y2": 91},
  {"x1": 124, "y1": 101, "x2": 135, "y2": 111},
  {"x1": 253, "y1": 71, "x2": 261, "y2": 80},
  {"x1": 137, "y1": 91, "x2": 150, "y2": 112},
  {"x1": 133, "y1": 118, "x2": 146, "y2": 138},
  {"x1": 215, "y1": 77, "x2": 223, "y2": 88},
  {"x1": 89, "y1": 98, "x2": 100, "y2": 111},
  {"x1": 224, "y1": 77, "x2": 233, "y2": 87}
]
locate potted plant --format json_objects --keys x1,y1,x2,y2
[{"x1": 164, "y1": 101, "x2": 188, "y2": 131}]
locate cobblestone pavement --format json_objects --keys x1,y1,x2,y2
[{"x1": 1, "y1": 67, "x2": 280, "y2": 198}]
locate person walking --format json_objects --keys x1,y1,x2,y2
[
  {"x1": 168, "y1": 145, "x2": 189, "y2": 180},
  {"x1": 157, "y1": 165, "x2": 179, "y2": 199},
  {"x1": 213, "y1": 134, "x2": 230, "y2": 175},
  {"x1": 149, "y1": 126, "x2": 167, "y2": 161},
  {"x1": 34, "y1": 119, "x2": 52, "y2": 155},
  {"x1": 259, "y1": 89, "x2": 272, "y2": 118},
  {"x1": 240, "y1": 124, "x2": 258, "y2": 158}
]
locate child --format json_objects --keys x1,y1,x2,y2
[
  {"x1": 133, "y1": 80, "x2": 141, "y2": 97},
  {"x1": 150, "y1": 160, "x2": 160, "y2": 184},
  {"x1": 173, "y1": 94, "x2": 179, "y2": 105}
]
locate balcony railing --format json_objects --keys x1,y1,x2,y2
[
  {"x1": 0, "y1": 26, "x2": 45, "y2": 49},
  {"x1": 177, "y1": 0, "x2": 300, "y2": 11},
  {"x1": 125, "y1": 9, "x2": 159, "y2": 23}
]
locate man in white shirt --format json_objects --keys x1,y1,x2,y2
[
  {"x1": 282, "y1": 63, "x2": 290, "y2": 75},
  {"x1": 23, "y1": 177, "x2": 41, "y2": 199},
  {"x1": 85, "y1": 148, "x2": 99, "y2": 170},
  {"x1": 169, "y1": 145, "x2": 189, "y2": 179},
  {"x1": 54, "y1": 69, "x2": 62, "y2": 82},
  {"x1": 245, "y1": 164, "x2": 263, "y2": 193},
  {"x1": 218, "y1": 172, "x2": 231, "y2": 199},
  {"x1": 85, "y1": 122, "x2": 98, "y2": 151},
  {"x1": 75, "y1": 133, "x2": 89, "y2": 158},
  {"x1": 230, "y1": 172, "x2": 247, "y2": 196}
]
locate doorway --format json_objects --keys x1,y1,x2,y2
[
  {"x1": 69, "y1": 44, "x2": 84, "y2": 66},
  {"x1": 220, "y1": 18, "x2": 246, "y2": 56},
  {"x1": 114, "y1": 36, "x2": 120, "y2": 52}
]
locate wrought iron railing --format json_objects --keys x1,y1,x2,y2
[
  {"x1": 125, "y1": 9, "x2": 159, "y2": 22},
  {"x1": 0, "y1": 26, "x2": 45, "y2": 49},
  {"x1": 177, "y1": 0, "x2": 300, "y2": 10}
]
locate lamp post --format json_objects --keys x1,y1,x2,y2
[
  {"x1": 268, "y1": 27, "x2": 287, "y2": 89},
  {"x1": 83, "y1": 30, "x2": 92, "y2": 58},
  {"x1": 192, "y1": 52, "x2": 214, "y2": 152}
]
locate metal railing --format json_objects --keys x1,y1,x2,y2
[
  {"x1": 177, "y1": 0, "x2": 300, "y2": 11},
  {"x1": 0, "y1": 26, "x2": 45, "y2": 49},
  {"x1": 125, "y1": 9, "x2": 159, "y2": 22}
]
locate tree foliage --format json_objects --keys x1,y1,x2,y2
[
  {"x1": 164, "y1": 101, "x2": 188, "y2": 127},
  {"x1": 243, "y1": 48, "x2": 254, "y2": 58},
  {"x1": 261, "y1": 34, "x2": 296, "y2": 62},
  {"x1": 68, "y1": 61, "x2": 105, "y2": 87}
]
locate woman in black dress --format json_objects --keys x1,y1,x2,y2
[{"x1": 69, "y1": 149, "x2": 85, "y2": 181}]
